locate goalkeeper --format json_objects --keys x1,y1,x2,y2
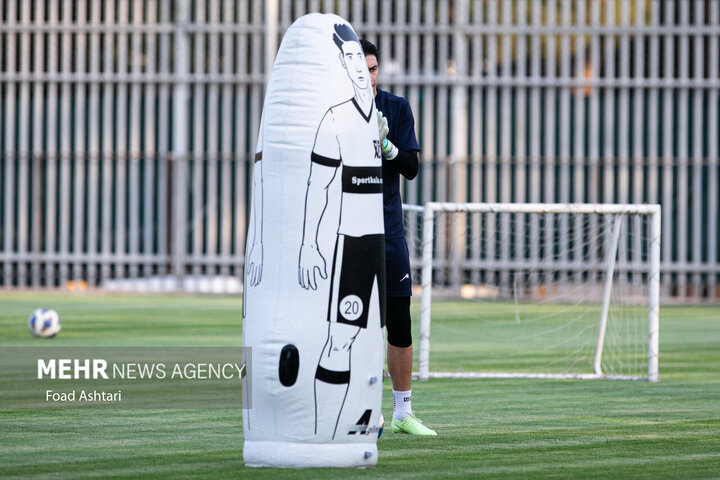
[{"x1": 361, "y1": 39, "x2": 436, "y2": 436}]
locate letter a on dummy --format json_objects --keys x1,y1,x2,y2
[{"x1": 243, "y1": 14, "x2": 386, "y2": 468}]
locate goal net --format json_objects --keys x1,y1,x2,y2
[{"x1": 402, "y1": 203, "x2": 661, "y2": 382}]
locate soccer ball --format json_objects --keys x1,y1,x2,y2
[
  {"x1": 378, "y1": 413, "x2": 384, "y2": 439},
  {"x1": 28, "y1": 308, "x2": 61, "y2": 338}
]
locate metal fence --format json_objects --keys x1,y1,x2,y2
[{"x1": 1, "y1": 0, "x2": 719, "y2": 299}]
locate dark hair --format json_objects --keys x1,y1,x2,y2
[
  {"x1": 360, "y1": 39, "x2": 379, "y2": 62},
  {"x1": 332, "y1": 23, "x2": 359, "y2": 52}
]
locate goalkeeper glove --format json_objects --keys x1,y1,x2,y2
[
  {"x1": 376, "y1": 110, "x2": 398, "y2": 160},
  {"x1": 377, "y1": 110, "x2": 389, "y2": 143}
]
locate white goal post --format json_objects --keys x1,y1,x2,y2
[{"x1": 404, "y1": 202, "x2": 661, "y2": 382}]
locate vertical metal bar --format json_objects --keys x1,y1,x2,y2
[
  {"x1": 17, "y1": 1, "x2": 31, "y2": 287},
  {"x1": 469, "y1": 0, "x2": 483, "y2": 285},
  {"x1": 435, "y1": 0, "x2": 449, "y2": 287},
  {"x1": 573, "y1": 0, "x2": 587, "y2": 285},
  {"x1": 486, "y1": 0, "x2": 498, "y2": 284},
  {"x1": 32, "y1": 0, "x2": 46, "y2": 287},
  {"x1": 691, "y1": 0, "x2": 704, "y2": 298},
  {"x1": 387, "y1": 0, "x2": 401, "y2": 212},
  {"x1": 367, "y1": 0, "x2": 378, "y2": 43},
  {"x1": 128, "y1": 0, "x2": 143, "y2": 281},
  {"x1": 632, "y1": 0, "x2": 646, "y2": 287},
  {"x1": 249, "y1": 0, "x2": 262, "y2": 264},
  {"x1": 661, "y1": 0, "x2": 674, "y2": 295},
  {"x1": 173, "y1": 0, "x2": 191, "y2": 284},
  {"x1": 279, "y1": 0, "x2": 290, "y2": 30},
  {"x1": 59, "y1": 0, "x2": 73, "y2": 287},
  {"x1": 500, "y1": 0, "x2": 512, "y2": 203},
  {"x1": 558, "y1": 0, "x2": 571, "y2": 286},
  {"x1": 73, "y1": 0, "x2": 88, "y2": 284},
  {"x1": 617, "y1": 0, "x2": 630, "y2": 206},
  {"x1": 157, "y1": 0, "x2": 171, "y2": 276},
  {"x1": 405, "y1": 0, "x2": 421, "y2": 212},
  {"x1": 602, "y1": 0, "x2": 616, "y2": 206},
  {"x1": 617, "y1": 0, "x2": 630, "y2": 281},
  {"x1": 206, "y1": 0, "x2": 221, "y2": 277},
  {"x1": 451, "y1": 0, "x2": 468, "y2": 289},
  {"x1": 87, "y1": 0, "x2": 101, "y2": 286},
  {"x1": 235, "y1": 0, "x2": 248, "y2": 265},
  {"x1": 337, "y1": 0, "x2": 349, "y2": 20},
  {"x1": 418, "y1": 0, "x2": 437, "y2": 282},
  {"x1": 293, "y1": 0, "x2": 305, "y2": 21},
  {"x1": 421, "y1": 0, "x2": 435, "y2": 212},
  {"x1": 144, "y1": 0, "x2": 158, "y2": 279},
  {"x1": 101, "y1": 0, "x2": 115, "y2": 286},
  {"x1": 351, "y1": 0, "x2": 363, "y2": 26},
  {"x1": 676, "y1": 0, "x2": 689, "y2": 296},
  {"x1": 543, "y1": 0, "x2": 556, "y2": 280},
  {"x1": 46, "y1": 0, "x2": 60, "y2": 287},
  {"x1": 708, "y1": 1, "x2": 719, "y2": 298},
  {"x1": 588, "y1": 0, "x2": 601, "y2": 283},
  {"x1": 0, "y1": 3, "x2": 3, "y2": 274},
  {"x1": 116, "y1": 0, "x2": 130, "y2": 280},
  {"x1": 528, "y1": 0, "x2": 542, "y2": 292},
  {"x1": 514, "y1": 0, "x2": 527, "y2": 283},
  {"x1": 265, "y1": 1, "x2": 278, "y2": 85},
  {"x1": 2, "y1": 0, "x2": 16, "y2": 287},
  {"x1": 395, "y1": 0, "x2": 407, "y2": 115},
  {"x1": 499, "y1": 0, "x2": 512, "y2": 290},
  {"x1": 220, "y1": 0, "x2": 235, "y2": 278},
  {"x1": 403, "y1": 0, "x2": 420, "y2": 270},
  {"x1": 380, "y1": 0, "x2": 391, "y2": 92},
  {"x1": 192, "y1": 0, "x2": 206, "y2": 277}
]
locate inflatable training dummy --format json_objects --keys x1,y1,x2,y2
[{"x1": 242, "y1": 13, "x2": 386, "y2": 468}]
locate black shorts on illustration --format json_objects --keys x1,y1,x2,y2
[{"x1": 328, "y1": 234, "x2": 386, "y2": 328}]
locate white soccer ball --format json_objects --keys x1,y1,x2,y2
[{"x1": 28, "y1": 308, "x2": 61, "y2": 338}]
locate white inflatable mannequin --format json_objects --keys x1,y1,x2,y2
[{"x1": 242, "y1": 13, "x2": 385, "y2": 468}]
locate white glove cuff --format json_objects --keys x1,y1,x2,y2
[{"x1": 382, "y1": 139, "x2": 398, "y2": 160}]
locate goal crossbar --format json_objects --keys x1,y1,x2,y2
[{"x1": 411, "y1": 202, "x2": 661, "y2": 382}]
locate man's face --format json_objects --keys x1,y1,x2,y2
[
  {"x1": 365, "y1": 54, "x2": 378, "y2": 97},
  {"x1": 340, "y1": 41, "x2": 368, "y2": 90}
]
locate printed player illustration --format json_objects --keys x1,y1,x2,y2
[
  {"x1": 243, "y1": 14, "x2": 385, "y2": 468},
  {"x1": 297, "y1": 23, "x2": 386, "y2": 440}
]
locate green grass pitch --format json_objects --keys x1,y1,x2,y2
[{"x1": 1, "y1": 292, "x2": 719, "y2": 479}]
